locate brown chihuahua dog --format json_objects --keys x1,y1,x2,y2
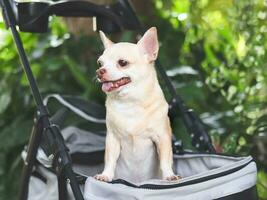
[{"x1": 94, "y1": 27, "x2": 180, "y2": 184}]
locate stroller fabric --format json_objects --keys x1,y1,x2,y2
[{"x1": 26, "y1": 126, "x2": 257, "y2": 200}]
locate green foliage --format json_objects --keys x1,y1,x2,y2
[
  {"x1": 153, "y1": 0, "x2": 267, "y2": 198},
  {"x1": 258, "y1": 170, "x2": 267, "y2": 199},
  {"x1": 154, "y1": 0, "x2": 265, "y2": 149},
  {"x1": 1, "y1": 0, "x2": 267, "y2": 199}
]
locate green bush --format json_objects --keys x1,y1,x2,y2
[{"x1": 153, "y1": 0, "x2": 267, "y2": 198}]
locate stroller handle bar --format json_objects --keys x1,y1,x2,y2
[{"x1": 1, "y1": 0, "x2": 140, "y2": 33}]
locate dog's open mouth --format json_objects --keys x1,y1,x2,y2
[{"x1": 101, "y1": 77, "x2": 131, "y2": 92}]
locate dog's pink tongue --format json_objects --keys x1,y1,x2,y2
[{"x1": 102, "y1": 82, "x2": 113, "y2": 92}]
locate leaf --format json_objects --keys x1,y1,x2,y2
[
  {"x1": 62, "y1": 55, "x2": 89, "y2": 89},
  {"x1": 0, "y1": 116, "x2": 32, "y2": 152},
  {"x1": 0, "y1": 80, "x2": 11, "y2": 114},
  {"x1": 222, "y1": 133, "x2": 238, "y2": 153},
  {"x1": 257, "y1": 171, "x2": 267, "y2": 199},
  {"x1": 167, "y1": 65, "x2": 198, "y2": 76},
  {"x1": 0, "y1": 91, "x2": 11, "y2": 114}
]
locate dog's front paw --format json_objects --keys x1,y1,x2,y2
[
  {"x1": 165, "y1": 175, "x2": 182, "y2": 181},
  {"x1": 94, "y1": 174, "x2": 112, "y2": 182}
]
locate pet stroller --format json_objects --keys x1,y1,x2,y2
[{"x1": 0, "y1": 0, "x2": 258, "y2": 200}]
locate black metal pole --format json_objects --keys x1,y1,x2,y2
[
  {"x1": 1, "y1": 0, "x2": 48, "y2": 115},
  {"x1": 19, "y1": 116, "x2": 45, "y2": 200},
  {"x1": 58, "y1": 173, "x2": 68, "y2": 200},
  {"x1": 48, "y1": 125, "x2": 85, "y2": 200}
]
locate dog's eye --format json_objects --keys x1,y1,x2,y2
[
  {"x1": 97, "y1": 60, "x2": 103, "y2": 67},
  {"x1": 118, "y1": 59, "x2": 128, "y2": 67}
]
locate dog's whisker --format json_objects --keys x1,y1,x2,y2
[{"x1": 92, "y1": 76, "x2": 101, "y2": 84}]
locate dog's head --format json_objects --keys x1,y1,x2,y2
[{"x1": 96, "y1": 27, "x2": 159, "y2": 96}]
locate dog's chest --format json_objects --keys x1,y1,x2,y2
[
  {"x1": 106, "y1": 99, "x2": 166, "y2": 182},
  {"x1": 107, "y1": 102, "x2": 151, "y2": 137}
]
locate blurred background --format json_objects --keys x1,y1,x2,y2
[{"x1": 0, "y1": 0, "x2": 267, "y2": 199}]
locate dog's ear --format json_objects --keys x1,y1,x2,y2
[
  {"x1": 137, "y1": 27, "x2": 159, "y2": 62},
  {"x1": 99, "y1": 31, "x2": 114, "y2": 49}
]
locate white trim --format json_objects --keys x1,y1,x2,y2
[
  {"x1": 44, "y1": 94, "x2": 106, "y2": 124},
  {"x1": 15, "y1": 0, "x2": 51, "y2": 3}
]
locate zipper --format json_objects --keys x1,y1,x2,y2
[{"x1": 110, "y1": 159, "x2": 253, "y2": 190}]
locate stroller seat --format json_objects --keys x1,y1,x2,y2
[{"x1": 24, "y1": 94, "x2": 257, "y2": 200}]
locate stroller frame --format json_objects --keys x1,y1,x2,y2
[{"x1": 0, "y1": 0, "x2": 215, "y2": 199}]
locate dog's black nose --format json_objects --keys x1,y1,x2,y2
[{"x1": 96, "y1": 68, "x2": 106, "y2": 78}]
